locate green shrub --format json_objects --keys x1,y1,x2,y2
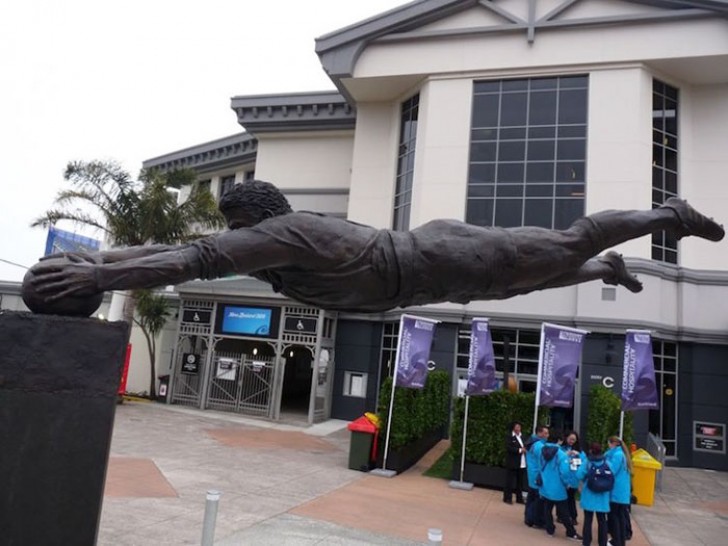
[
  {"x1": 450, "y1": 391, "x2": 548, "y2": 467},
  {"x1": 377, "y1": 370, "x2": 450, "y2": 449},
  {"x1": 585, "y1": 385, "x2": 633, "y2": 448}
]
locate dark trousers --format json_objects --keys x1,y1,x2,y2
[
  {"x1": 525, "y1": 487, "x2": 544, "y2": 526},
  {"x1": 583, "y1": 510, "x2": 608, "y2": 546},
  {"x1": 608, "y1": 502, "x2": 630, "y2": 546},
  {"x1": 543, "y1": 498, "x2": 577, "y2": 537},
  {"x1": 566, "y1": 487, "x2": 578, "y2": 522},
  {"x1": 504, "y1": 467, "x2": 525, "y2": 502}
]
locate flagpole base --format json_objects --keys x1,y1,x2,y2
[
  {"x1": 369, "y1": 468, "x2": 397, "y2": 478},
  {"x1": 448, "y1": 480, "x2": 474, "y2": 491}
]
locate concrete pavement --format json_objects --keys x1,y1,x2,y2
[{"x1": 100, "y1": 401, "x2": 727, "y2": 545}]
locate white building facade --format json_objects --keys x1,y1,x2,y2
[{"x1": 141, "y1": 0, "x2": 728, "y2": 469}]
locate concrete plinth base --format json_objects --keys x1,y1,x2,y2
[{"x1": 0, "y1": 311, "x2": 128, "y2": 546}]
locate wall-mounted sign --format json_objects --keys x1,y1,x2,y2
[
  {"x1": 182, "y1": 309, "x2": 212, "y2": 324},
  {"x1": 588, "y1": 374, "x2": 615, "y2": 389},
  {"x1": 216, "y1": 358, "x2": 238, "y2": 381},
  {"x1": 283, "y1": 316, "x2": 318, "y2": 335},
  {"x1": 181, "y1": 353, "x2": 200, "y2": 375},
  {"x1": 693, "y1": 421, "x2": 726, "y2": 454}
]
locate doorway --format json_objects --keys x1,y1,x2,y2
[{"x1": 279, "y1": 345, "x2": 312, "y2": 420}]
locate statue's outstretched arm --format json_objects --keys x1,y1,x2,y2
[
  {"x1": 28, "y1": 226, "x2": 303, "y2": 301},
  {"x1": 40, "y1": 244, "x2": 189, "y2": 265}
]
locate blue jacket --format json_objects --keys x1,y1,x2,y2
[
  {"x1": 526, "y1": 436, "x2": 545, "y2": 489},
  {"x1": 539, "y1": 443, "x2": 573, "y2": 501},
  {"x1": 561, "y1": 444, "x2": 586, "y2": 487},
  {"x1": 605, "y1": 446, "x2": 631, "y2": 505},
  {"x1": 576, "y1": 455, "x2": 611, "y2": 513}
]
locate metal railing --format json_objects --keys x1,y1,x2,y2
[{"x1": 646, "y1": 432, "x2": 666, "y2": 492}]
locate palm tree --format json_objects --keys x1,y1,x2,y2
[
  {"x1": 33, "y1": 159, "x2": 226, "y2": 395},
  {"x1": 133, "y1": 289, "x2": 171, "y2": 397}
]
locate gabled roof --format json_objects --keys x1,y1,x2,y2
[{"x1": 316, "y1": 0, "x2": 728, "y2": 85}]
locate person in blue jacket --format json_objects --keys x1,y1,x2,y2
[
  {"x1": 562, "y1": 430, "x2": 586, "y2": 525},
  {"x1": 605, "y1": 436, "x2": 633, "y2": 546},
  {"x1": 576, "y1": 442, "x2": 611, "y2": 546},
  {"x1": 525, "y1": 424, "x2": 549, "y2": 528},
  {"x1": 539, "y1": 434, "x2": 582, "y2": 541}
]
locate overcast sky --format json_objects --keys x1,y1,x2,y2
[{"x1": 0, "y1": 0, "x2": 406, "y2": 282}]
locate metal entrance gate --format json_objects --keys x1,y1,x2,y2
[
  {"x1": 205, "y1": 352, "x2": 275, "y2": 417},
  {"x1": 170, "y1": 300, "x2": 214, "y2": 408}
]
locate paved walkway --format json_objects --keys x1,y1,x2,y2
[{"x1": 100, "y1": 402, "x2": 727, "y2": 545}]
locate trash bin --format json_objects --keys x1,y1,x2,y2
[
  {"x1": 631, "y1": 448, "x2": 662, "y2": 506},
  {"x1": 157, "y1": 375, "x2": 170, "y2": 402},
  {"x1": 347, "y1": 415, "x2": 379, "y2": 472}
]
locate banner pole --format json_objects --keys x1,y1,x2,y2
[
  {"x1": 380, "y1": 315, "x2": 405, "y2": 474},
  {"x1": 532, "y1": 323, "x2": 546, "y2": 433},
  {"x1": 619, "y1": 410, "x2": 625, "y2": 439},
  {"x1": 459, "y1": 395, "x2": 471, "y2": 482}
]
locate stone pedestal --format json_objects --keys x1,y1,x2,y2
[{"x1": 0, "y1": 311, "x2": 129, "y2": 546}]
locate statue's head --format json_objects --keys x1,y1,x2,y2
[{"x1": 219, "y1": 179, "x2": 293, "y2": 229}]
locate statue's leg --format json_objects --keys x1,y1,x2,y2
[
  {"x1": 575, "y1": 198, "x2": 724, "y2": 253},
  {"x1": 499, "y1": 252, "x2": 642, "y2": 298},
  {"x1": 497, "y1": 199, "x2": 722, "y2": 296}
]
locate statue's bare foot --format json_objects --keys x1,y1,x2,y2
[
  {"x1": 662, "y1": 197, "x2": 725, "y2": 241},
  {"x1": 600, "y1": 251, "x2": 643, "y2": 293}
]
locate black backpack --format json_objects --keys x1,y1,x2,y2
[{"x1": 585, "y1": 460, "x2": 615, "y2": 493}]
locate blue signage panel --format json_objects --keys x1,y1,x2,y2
[{"x1": 220, "y1": 306, "x2": 273, "y2": 336}]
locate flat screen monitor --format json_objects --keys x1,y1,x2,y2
[{"x1": 219, "y1": 306, "x2": 275, "y2": 337}]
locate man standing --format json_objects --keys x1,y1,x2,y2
[
  {"x1": 525, "y1": 425, "x2": 549, "y2": 527},
  {"x1": 504, "y1": 421, "x2": 526, "y2": 504}
]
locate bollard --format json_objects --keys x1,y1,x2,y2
[
  {"x1": 201, "y1": 490, "x2": 221, "y2": 546},
  {"x1": 428, "y1": 527, "x2": 443, "y2": 545}
]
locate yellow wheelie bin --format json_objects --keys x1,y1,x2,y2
[{"x1": 631, "y1": 448, "x2": 662, "y2": 506}]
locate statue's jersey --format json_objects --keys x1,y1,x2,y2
[{"x1": 190, "y1": 212, "x2": 517, "y2": 312}]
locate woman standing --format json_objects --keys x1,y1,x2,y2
[
  {"x1": 576, "y1": 443, "x2": 611, "y2": 546},
  {"x1": 562, "y1": 430, "x2": 585, "y2": 524},
  {"x1": 605, "y1": 436, "x2": 632, "y2": 546}
]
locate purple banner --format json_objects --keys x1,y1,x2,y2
[
  {"x1": 395, "y1": 316, "x2": 437, "y2": 389},
  {"x1": 466, "y1": 318, "x2": 497, "y2": 396},
  {"x1": 538, "y1": 324, "x2": 586, "y2": 408},
  {"x1": 621, "y1": 331, "x2": 659, "y2": 411}
]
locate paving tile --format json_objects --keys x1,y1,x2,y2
[
  {"x1": 105, "y1": 457, "x2": 178, "y2": 497},
  {"x1": 99, "y1": 402, "x2": 728, "y2": 546}
]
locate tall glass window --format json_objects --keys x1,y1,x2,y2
[
  {"x1": 378, "y1": 322, "x2": 400, "y2": 395},
  {"x1": 652, "y1": 80, "x2": 679, "y2": 264},
  {"x1": 649, "y1": 340, "x2": 678, "y2": 457},
  {"x1": 393, "y1": 94, "x2": 419, "y2": 231},
  {"x1": 456, "y1": 326, "x2": 540, "y2": 388},
  {"x1": 219, "y1": 175, "x2": 236, "y2": 200},
  {"x1": 467, "y1": 76, "x2": 588, "y2": 229}
]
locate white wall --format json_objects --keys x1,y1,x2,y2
[
  {"x1": 354, "y1": 18, "x2": 728, "y2": 81},
  {"x1": 410, "y1": 78, "x2": 471, "y2": 226},
  {"x1": 586, "y1": 67, "x2": 653, "y2": 258},
  {"x1": 348, "y1": 102, "x2": 400, "y2": 227},
  {"x1": 254, "y1": 132, "x2": 354, "y2": 191},
  {"x1": 680, "y1": 83, "x2": 728, "y2": 270}
]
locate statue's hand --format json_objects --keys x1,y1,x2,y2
[
  {"x1": 28, "y1": 255, "x2": 100, "y2": 301},
  {"x1": 39, "y1": 250, "x2": 102, "y2": 264}
]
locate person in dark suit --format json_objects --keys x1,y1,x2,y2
[{"x1": 504, "y1": 421, "x2": 527, "y2": 504}]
